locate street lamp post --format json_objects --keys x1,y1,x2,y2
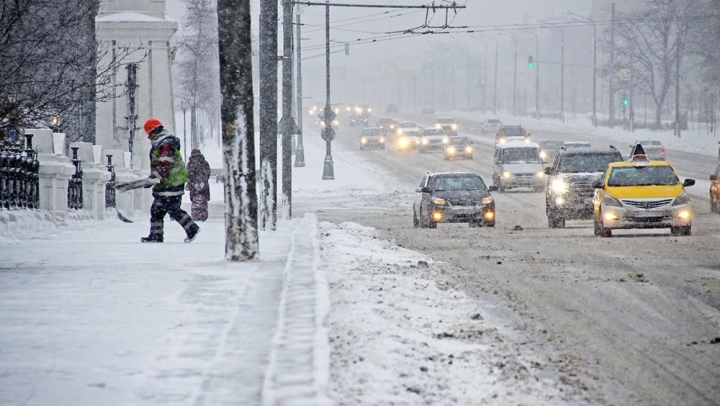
[
  {"x1": 524, "y1": 29, "x2": 541, "y2": 120},
  {"x1": 189, "y1": 96, "x2": 197, "y2": 150},
  {"x1": 321, "y1": 0, "x2": 335, "y2": 180},
  {"x1": 568, "y1": 12, "x2": 598, "y2": 127},
  {"x1": 180, "y1": 99, "x2": 189, "y2": 160},
  {"x1": 498, "y1": 32, "x2": 518, "y2": 117},
  {"x1": 544, "y1": 25, "x2": 565, "y2": 122}
]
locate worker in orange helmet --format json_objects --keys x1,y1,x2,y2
[{"x1": 141, "y1": 118, "x2": 200, "y2": 243}]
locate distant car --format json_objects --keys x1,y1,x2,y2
[
  {"x1": 359, "y1": 127, "x2": 385, "y2": 150},
  {"x1": 434, "y1": 117, "x2": 458, "y2": 136},
  {"x1": 443, "y1": 136, "x2": 473, "y2": 160},
  {"x1": 492, "y1": 140, "x2": 545, "y2": 192},
  {"x1": 495, "y1": 125, "x2": 530, "y2": 144},
  {"x1": 376, "y1": 118, "x2": 397, "y2": 134},
  {"x1": 419, "y1": 128, "x2": 447, "y2": 153},
  {"x1": 413, "y1": 171, "x2": 497, "y2": 228},
  {"x1": 544, "y1": 146, "x2": 624, "y2": 228},
  {"x1": 386, "y1": 103, "x2": 399, "y2": 113},
  {"x1": 396, "y1": 121, "x2": 420, "y2": 136},
  {"x1": 593, "y1": 152, "x2": 695, "y2": 237},
  {"x1": 629, "y1": 140, "x2": 665, "y2": 160},
  {"x1": 396, "y1": 130, "x2": 421, "y2": 152},
  {"x1": 347, "y1": 105, "x2": 372, "y2": 127},
  {"x1": 561, "y1": 141, "x2": 592, "y2": 150},
  {"x1": 482, "y1": 118, "x2": 503, "y2": 134},
  {"x1": 711, "y1": 163, "x2": 720, "y2": 213},
  {"x1": 538, "y1": 140, "x2": 564, "y2": 164}
]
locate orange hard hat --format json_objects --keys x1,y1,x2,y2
[{"x1": 144, "y1": 118, "x2": 163, "y2": 135}]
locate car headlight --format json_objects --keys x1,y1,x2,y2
[
  {"x1": 551, "y1": 179, "x2": 569, "y2": 194},
  {"x1": 540, "y1": 150, "x2": 548, "y2": 160},
  {"x1": 398, "y1": 138, "x2": 408, "y2": 147},
  {"x1": 433, "y1": 197, "x2": 447, "y2": 205},
  {"x1": 502, "y1": 171, "x2": 511, "y2": 179},
  {"x1": 465, "y1": 146, "x2": 473, "y2": 153},
  {"x1": 451, "y1": 124, "x2": 458, "y2": 130},
  {"x1": 368, "y1": 108, "x2": 372, "y2": 113},
  {"x1": 422, "y1": 138, "x2": 429, "y2": 145},
  {"x1": 603, "y1": 194, "x2": 622, "y2": 207},
  {"x1": 499, "y1": 138, "x2": 506, "y2": 144},
  {"x1": 360, "y1": 137, "x2": 367, "y2": 144},
  {"x1": 481, "y1": 196, "x2": 493, "y2": 205},
  {"x1": 379, "y1": 137, "x2": 385, "y2": 143},
  {"x1": 435, "y1": 124, "x2": 442, "y2": 129},
  {"x1": 390, "y1": 124, "x2": 395, "y2": 129},
  {"x1": 397, "y1": 128, "x2": 402, "y2": 135},
  {"x1": 442, "y1": 137, "x2": 449, "y2": 144},
  {"x1": 536, "y1": 171, "x2": 545, "y2": 178},
  {"x1": 672, "y1": 192, "x2": 690, "y2": 206},
  {"x1": 447, "y1": 146, "x2": 456, "y2": 154}
]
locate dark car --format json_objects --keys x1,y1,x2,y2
[
  {"x1": 376, "y1": 118, "x2": 397, "y2": 135},
  {"x1": 413, "y1": 172, "x2": 497, "y2": 228},
  {"x1": 538, "y1": 140, "x2": 564, "y2": 164},
  {"x1": 544, "y1": 146, "x2": 624, "y2": 228},
  {"x1": 443, "y1": 136, "x2": 474, "y2": 160},
  {"x1": 359, "y1": 127, "x2": 385, "y2": 150},
  {"x1": 347, "y1": 105, "x2": 372, "y2": 127},
  {"x1": 495, "y1": 125, "x2": 530, "y2": 144}
]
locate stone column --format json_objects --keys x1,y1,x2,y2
[{"x1": 70, "y1": 142, "x2": 112, "y2": 220}]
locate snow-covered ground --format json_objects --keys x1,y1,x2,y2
[{"x1": 3, "y1": 109, "x2": 712, "y2": 404}]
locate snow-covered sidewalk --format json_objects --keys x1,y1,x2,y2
[{"x1": 0, "y1": 213, "x2": 330, "y2": 406}]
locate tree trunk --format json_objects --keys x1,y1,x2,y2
[{"x1": 217, "y1": 0, "x2": 258, "y2": 261}]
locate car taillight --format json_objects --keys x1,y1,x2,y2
[{"x1": 661, "y1": 146, "x2": 666, "y2": 153}]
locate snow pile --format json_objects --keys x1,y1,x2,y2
[{"x1": 319, "y1": 221, "x2": 584, "y2": 406}]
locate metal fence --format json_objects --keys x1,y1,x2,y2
[
  {"x1": 67, "y1": 146, "x2": 83, "y2": 210},
  {"x1": 105, "y1": 155, "x2": 116, "y2": 209},
  {"x1": 0, "y1": 133, "x2": 39, "y2": 210}
]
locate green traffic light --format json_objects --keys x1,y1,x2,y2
[
  {"x1": 528, "y1": 62, "x2": 534, "y2": 68},
  {"x1": 623, "y1": 99, "x2": 629, "y2": 106}
]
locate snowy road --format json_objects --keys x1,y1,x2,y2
[{"x1": 297, "y1": 115, "x2": 720, "y2": 405}]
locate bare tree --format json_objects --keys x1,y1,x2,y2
[
  {"x1": 691, "y1": 1, "x2": 720, "y2": 85},
  {"x1": 0, "y1": 0, "x2": 140, "y2": 143},
  {"x1": 608, "y1": 0, "x2": 693, "y2": 128},
  {"x1": 177, "y1": 0, "x2": 221, "y2": 149},
  {"x1": 217, "y1": 0, "x2": 259, "y2": 260}
]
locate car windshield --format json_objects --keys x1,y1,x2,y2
[
  {"x1": 448, "y1": 137, "x2": 469, "y2": 145},
  {"x1": 502, "y1": 148, "x2": 540, "y2": 163},
  {"x1": 431, "y1": 176, "x2": 487, "y2": 191},
  {"x1": 437, "y1": 118, "x2": 454, "y2": 123},
  {"x1": 399, "y1": 123, "x2": 416, "y2": 128},
  {"x1": 362, "y1": 129, "x2": 381, "y2": 136},
  {"x1": 563, "y1": 142, "x2": 591, "y2": 149},
  {"x1": 638, "y1": 140, "x2": 661, "y2": 146},
  {"x1": 558, "y1": 153, "x2": 622, "y2": 173},
  {"x1": 499, "y1": 127, "x2": 525, "y2": 136},
  {"x1": 540, "y1": 141, "x2": 564, "y2": 150},
  {"x1": 424, "y1": 129, "x2": 444, "y2": 136},
  {"x1": 608, "y1": 166, "x2": 679, "y2": 187},
  {"x1": 487, "y1": 119, "x2": 501, "y2": 124},
  {"x1": 401, "y1": 131, "x2": 419, "y2": 137}
]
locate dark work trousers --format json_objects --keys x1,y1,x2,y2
[{"x1": 149, "y1": 195, "x2": 198, "y2": 239}]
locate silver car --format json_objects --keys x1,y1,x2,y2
[{"x1": 629, "y1": 140, "x2": 665, "y2": 160}]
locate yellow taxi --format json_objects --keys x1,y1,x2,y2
[{"x1": 592, "y1": 150, "x2": 695, "y2": 237}]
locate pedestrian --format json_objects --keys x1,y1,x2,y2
[
  {"x1": 141, "y1": 118, "x2": 200, "y2": 243},
  {"x1": 186, "y1": 148, "x2": 211, "y2": 221}
]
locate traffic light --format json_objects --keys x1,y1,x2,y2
[
  {"x1": 623, "y1": 98, "x2": 629, "y2": 106},
  {"x1": 528, "y1": 55, "x2": 534, "y2": 68}
]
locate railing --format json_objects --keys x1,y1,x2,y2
[
  {"x1": 105, "y1": 155, "x2": 116, "y2": 209},
  {"x1": 67, "y1": 146, "x2": 83, "y2": 210},
  {"x1": 0, "y1": 133, "x2": 39, "y2": 210}
]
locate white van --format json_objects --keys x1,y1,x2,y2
[{"x1": 492, "y1": 140, "x2": 545, "y2": 192}]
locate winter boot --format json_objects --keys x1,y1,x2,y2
[
  {"x1": 141, "y1": 235, "x2": 164, "y2": 243},
  {"x1": 184, "y1": 224, "x2": 200, "y2": 243}
]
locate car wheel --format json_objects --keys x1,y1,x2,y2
[
  {"x1": 548, "y1": 210, "x2": 565, "y2": 228},
  {"x1": 413, "y1": 208, "x2": 419, "y2": 228},
  {"x1": 496, "y1": 181, "x2": 505, "y2": 193},
  {"x1": 533, "y1": 185, "x2": 544, "y2": 192},
  {"x1": 671, "y1": 225, "x2": 691, "y2": 236},
  {"x1": 594, "y1": 214, "x2": 611, "y2": 237},
  {"x1": 444, "y1": 155, "x2": 449, "y2": 161},
  {"x1": 428, "y1": 220, "x2": 437, "y2": 229},
  {"x1": 469, "y1": 220, "x2": 479, "y2": 228},
  {"x1": 712, "y1": 196, "x2": 719, "y2": 213}
]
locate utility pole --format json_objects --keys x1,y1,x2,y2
[
  {"x1": 321, "y1": 0, "x2": 335, "y2": 180},
  {"x1": 259, "y1": 0, "x2": 279, "y2": 230},
  {"x1": 674, "y1": 24, "x2": 682, "y2": 138},
  {"x1": 125, "y1": 63, "x2": 138, "y2": 166},
  {"x1": 609, "y1": 2, "x2": 616, "y2": 128},
  {"x1": 280, "y1": 0, "x2": 297, "y2": 218},
  {"x1": 294, "y1": 9, "x2": 305, "y2": 167}
]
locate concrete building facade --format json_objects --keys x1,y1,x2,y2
[{"x1": 95, "y1": 0, "x2": 178, "y2": 172}]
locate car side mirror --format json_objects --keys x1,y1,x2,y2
[
  {"x1": 544, "y1": 167, "x2": 554, "y2": 175},
  {"x1": 683, "y1": 179, "x2": 695, "y2": 187},
  {"x1": 488, "y1": 185, "x2": 498, "y2": 192},
  {"x1": 527, "y1": 133, "x2": 532, "y2": 137},
  {"x1": 711, "y1": 175, "x2": 717, "y2": 181},
  {"x1": 421, "y1": 186, "x2": 432, "y2": 193},
  {"x1": 592, "y1": 179, "x2": 603, "y2": 188}
]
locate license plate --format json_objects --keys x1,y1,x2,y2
[{"x1": 634, "y1": 210, "x2": 662, "y2": 218}]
